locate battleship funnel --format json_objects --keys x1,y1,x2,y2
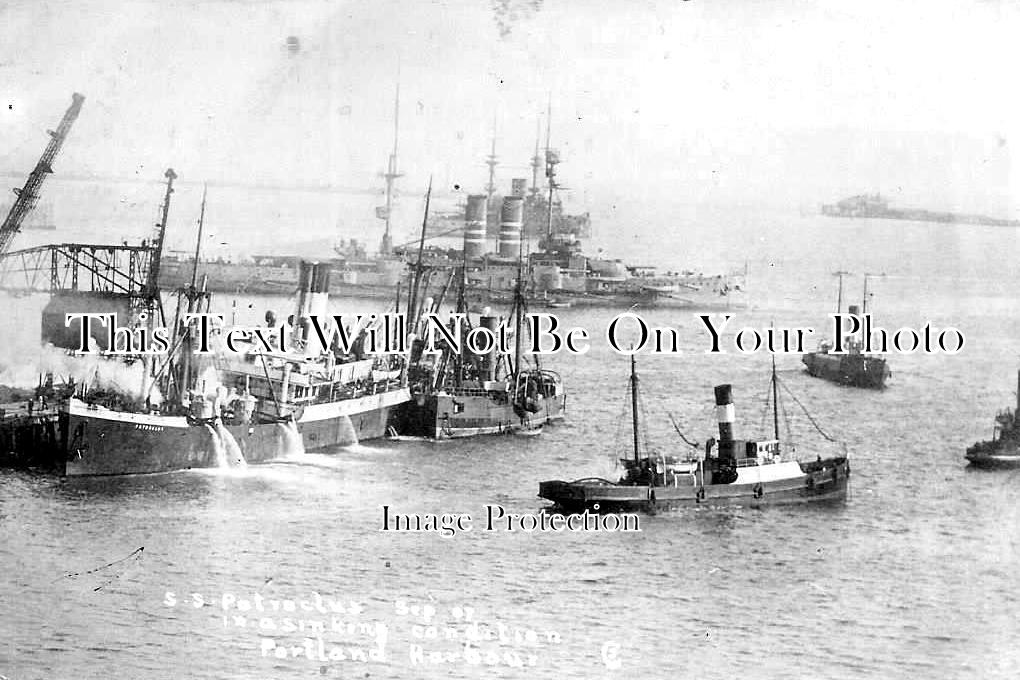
[
  {"x1": 463, "y1": 194, "x2": 488, "y2": 259},
  {"x1": 498, "y1": 197, "x2": 524, "y2": 259}
]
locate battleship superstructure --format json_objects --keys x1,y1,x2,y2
[{"x1": 396, "y1": 109, "x2": 747, "y2": 310}]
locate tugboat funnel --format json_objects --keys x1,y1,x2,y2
[
  {"x1": 714, "y1": 384, "x2": 734, "y2": 443},
  {"x1": 306, "y1": 263, "x2": 332, "y2": 355}
]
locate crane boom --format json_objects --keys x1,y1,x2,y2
[{"x1": 0, "y1": 92, "x2": 86, "y2": 256}]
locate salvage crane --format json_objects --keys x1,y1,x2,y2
[{"x1": 0, "y1": 92, "x2": 85, "y2": 257}]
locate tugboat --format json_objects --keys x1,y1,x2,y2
[
  {"x1": 965, "y1": 371, "x2": 1020, "y2": 469},
  {"x1": 802, "y1": 272, "x2": 890, "y2": 389},
  {"x1": 538, "y1": 357, "x2": 850, "y2": 512}
]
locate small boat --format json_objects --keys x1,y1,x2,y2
[
  {"x1": 966, "y1": 371, "x2": 1020, "y2": 469},
  {"x1": 538, "y1": 357, "x2": 850, "y2": 512},
  {"x1": 803, "y1": 272, "x2": 890, "y2": 389},
  {"x1": 513, "y1": 424, "x2": 544, "y2": 437}
]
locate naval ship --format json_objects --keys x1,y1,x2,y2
[
  {"x1": 156, "y1": 187, "x2": 747, "y2": 311},
  {"x1": 158, "y1": 106, "x2": 747, "y2": 310}
]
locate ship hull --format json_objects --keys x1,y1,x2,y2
[
  {"x1": 519, "y1": 290, "x2": 749, "y2": 311},
  {"x1": 802, "y1": 352, "x2": 889, "y2": 389},
  {"x1": 539, "y1": 458, "x2": 850, "y2": 513},
  {"x1": 965, "y1": 442, "x2": 1020, "y2": 469},
  {"x1": 159, "y1": 268, "x2": 749, "y2": 310},
  {"x1": 60, "y1": 389, "x2": 410, "y2": 476},
  {"x1": 396, "y1": 392, "x2": 567, "y2": 439}
]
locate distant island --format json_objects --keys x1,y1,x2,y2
[{"x1": 821, "y1": 193, "x2": 1020, "y2": 228}]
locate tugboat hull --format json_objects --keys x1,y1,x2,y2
[
  {"x1": 540, "y1": 458, "x2": 850, "y2": 513},
  {"x1": 60, "y1": 389, "x2": 410, "y2": 476},
  {"x1": 965, "y1": 443, "x2": 1020, "y2": 469},
  {"x1": 802, "y1": 352, "x2": 889, "y2": 389}
]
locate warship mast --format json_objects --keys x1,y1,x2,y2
[
  {"x1": 544, "y1": 96, "x2": 558, "y2": 243},
  {"x1": 485, "y1": 115, "x2": 499, "y2": 206},
  {"x1": 529, "y1": 118, "x2": 542, "y2": 201},
  {"x1": 379, "y1": 81, "x2": 401, "y2": 255}
]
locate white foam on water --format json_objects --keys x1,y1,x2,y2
[
  {"x1": 215, "y1": 421, "x2": 248, "y2": 467},
  {"x1": 277, "y1": 420, "x2": 306, "y2": 458},
  {"x1": 338, "y1": 415, "x2": 359, "y2": 446},
  {"x1": 274, "y1": 452, "x2": 343, "y2": 469},
  {"x1": 205, "y1": 422, "x2": 247, "y2": 468},
  {"x1": 340, "y1": 442, "x2": 386, "y2": 454},
  {"x1": 204, "y1": 424, "x2": 229, "y2": 468}
]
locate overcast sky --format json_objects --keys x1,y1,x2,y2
[{"x1": 2, "y1": 0, "x2": 1019, "y2": 254}]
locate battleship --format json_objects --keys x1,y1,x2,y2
[
  {"x1": 802, "y1": 273, "x2": 890, "y2": 389},
  {"x1": 965, "y1": 370, "x2": 1020, "y2": 469},
  {"x1": 821, "y1": 193, "x2": 1020, "y2": 228},
  {"x1": 158, "y1": 96, "x2": 747, "y2": 310},
  {"x1": 538, "y1": 356, "x2": 850, "y2": 512}
]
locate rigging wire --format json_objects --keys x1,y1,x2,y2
[
  {"x1": 777, "y1": 377, "x2": 839, "y2": 443},
  {"x1": 667, "y1": 413, "x2": 701, "y2": 449}
]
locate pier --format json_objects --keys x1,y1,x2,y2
[{"x1": 0, "y1": 399, "x2": 62, "y2": 470}]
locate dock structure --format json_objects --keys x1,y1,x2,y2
[{"x1": 0, "y1": 400, "x2": 62, "y2": 469}]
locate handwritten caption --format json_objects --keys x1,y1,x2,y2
[{"x1": 163, "y1": 590, "x2": 622, "y2": 669}]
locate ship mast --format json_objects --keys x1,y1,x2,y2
[
  {"x1": 190, "y1": 184, "x2": 207, "y2": 289},
  {"x1": 380, "y1": 81, "x2": 401, "y2": 255},
  {"x1": 771, "y1": 354, "x2": 780, "y2": 441},
  {"x1": 862, "y1": 272, "x2": 877, "y2": 316},
  {"x1": 630, "y1": 354, "x2": 640, "y2": 464},
  {"x1": 834, "y1": 270, "x2": 846, "y2": 313},
  {"x1": 485, "y1": 115, "x2": 498, "y2": 206},
  {"x1": 147, "y1": 168, "x2": 177, "y2": 302},
  {"x1": 544, "y1": 96, "x2": 557, "y2": 243},
  {"x1": 529, "y1": 118, "x2": 542, "y2": 201},
  {"x1": 511, "y1": 205, "x2": 526, "y2": 391},
  {"x1": 407, "y1": 177, "x2": 432, "y2": 333}
]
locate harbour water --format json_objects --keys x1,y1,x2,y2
[{"x1": 2, "y1": 208, "x2": 1019, "y2": 679}]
